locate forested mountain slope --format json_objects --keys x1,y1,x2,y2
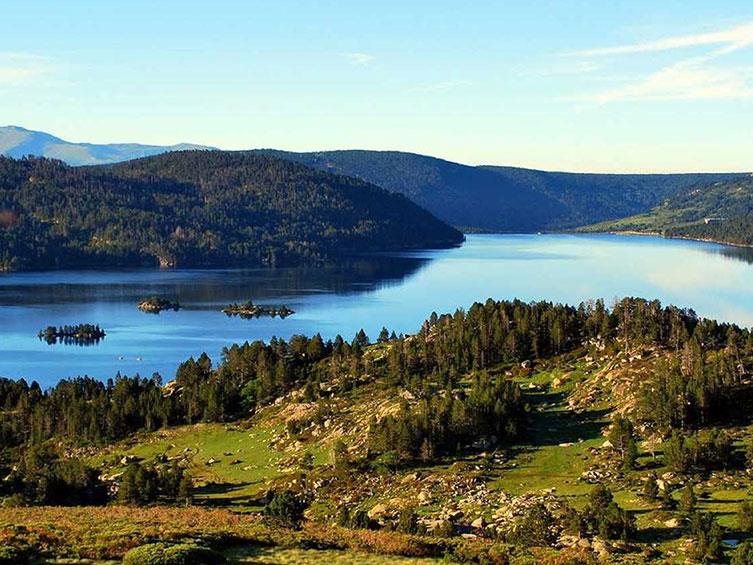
[
  {"x1": 0, "y1": 125, "x2": 212, "y2": 166},
  {"x1": 262, "y1": 149, "x2": 743, "y2": 231},
  {"x1": 0, "y1": 152, "x2": 463, "y2": 271},
  {"x1": 582, "y1": 174, "x2": 753, "y2": 245},
  {"x1": 3, "y1": 296, "x2": 753, "y2": 563}
]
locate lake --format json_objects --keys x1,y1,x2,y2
[{"x1": 2, "y1": 233, "x2": 753, "y2": 387}]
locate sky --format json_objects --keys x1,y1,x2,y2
[{"x1": 1, "y1": 0, "x2": 752, "y2": 172}]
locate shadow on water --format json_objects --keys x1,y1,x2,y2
[
  {"x1": 0, "y1": 254, "x2": 432, "y2": 307},
  {"x1": 705, "y1": 244, "x2": 753, "y2": 265}
]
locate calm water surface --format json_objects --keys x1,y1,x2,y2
[{"x1": 2, "y1": 233, "x2": 753, "y2": 386}]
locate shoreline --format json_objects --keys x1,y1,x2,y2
[{"x1": 596, "y1": 229, "x2": 753, "y2": 251}]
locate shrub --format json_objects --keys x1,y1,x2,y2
[
  {"x1": 583, "y1": 485, "x2": 635, "y2": 541},
  {"x1": 688, "y1": 512, "x2": 723, "y2": 562},
  {"x1": 679, "y1": 483, "x2": 696, "y2": 516},
  {"x1": 739, "y1": 501, "x2": 753, "y2": 534},
  {"x1": 122, "y1": 542, "x2": 225, "y2": 565},
  {"x1": 642, "y1": 474, "x2": 659, "y2": 501},
  {"x1": 507, "y1": 502, "x2": 557, "y2": 547},
  {"x1": 397, "y1": 507, "x2": 418, "y2": 534},
  {"x1": 733, "y1": 540, "x2": 753, "y2": 565},
  {"x1": 263, "y1": 491, "x2": 307, "y2": 529}
]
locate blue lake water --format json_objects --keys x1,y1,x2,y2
[{"x1": 2, "y1": 233, "x2": 753, "y2": 387}]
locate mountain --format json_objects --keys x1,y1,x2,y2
[
  {"x1": 260, "y1": 149, "x2": 744, "y2": 231},
  {"x1": 0, "y1": 151, "x2": 463, "y2": 271},
  {"x1": 4, "y1": 127, "x2": 747, "y2": 232},
  {"x1": 0, "y1": 125, "x2": 212, "y2": 166},
  {"x1": 581, "y1": 174, "x2": 753, "y2": 245}
]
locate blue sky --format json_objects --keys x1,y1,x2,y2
[{"x1": 1, "y1": 0, "x2": 752, "y2": 172}]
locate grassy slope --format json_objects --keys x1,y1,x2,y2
[{"x1": 5, "y1": 346, "x2": 753, "y2": 563}]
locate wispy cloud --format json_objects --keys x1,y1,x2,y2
[
  {"x1": 0, "y1": 53, "x2": 53, "y2": 86},
  {"x1": 571, "y1": 22, "x2": 753, "y2": 57},
  {"x1": 569, "y1": 21, "x2": 753, "y2": 103},
  {"x1": 343, "y1": 52, "x2": 375, "y2": 66},
  {"x1": 588, "y1": 60, "x2": 753, "y2": 103}
]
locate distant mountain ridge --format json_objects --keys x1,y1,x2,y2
[
  {"x1": 0, "y1": 126, "x2": 212, "y2": 166},
  {"x1": 2, "y1": 127, "x2": 747, "y2": 232},
  {"x1": 262, "y1": 149, "x2": 745, "y2": 232}
]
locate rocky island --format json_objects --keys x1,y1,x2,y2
[
  {"x1": 137, "y1": 297, "x2": 181, "y2": 313},
  {"x1": 222, "y1": 301, "x2": 294, "y2": 319}
]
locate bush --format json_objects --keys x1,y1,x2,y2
[
  {"x1": 0, "y1": 545, "x2": 29, "y2": 565},
  {"x1": 688, "y1": 512, "x2": 723, "y2": 562},
  {"x1": 583, "y1": 485, "x2": 635, "y2": 541},
  {"x1": 263, "y1": 491, "x2": 307, "y2": 529},
  {"x1": 507, "y1": 502, "x2": 557, "y2": 546},
  {"x1": 739, "y1": 501, "x2": 753, "y2": 534},
  {"x1": 397, "y1": 507, "x2": 418, "y2": 534},
  {"x1": 733, "y1": 540, "x2": 753, "y2": 565},
  {"x1": 122, "y1": 542, "x2": 225, "y2": 565}
]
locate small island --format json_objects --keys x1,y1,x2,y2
[
  {"x1": 222, "y1": 301, "x2": 294, "y2": 319},
  {"x1": 38, "y1": 324, "x2": 106, "y2": 345},
  {"x1": 138, "y1": 297, "x2": 181, "y2": 314}
]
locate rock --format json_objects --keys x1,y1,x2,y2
[
  {"x1": 367, "y1": 503, "x2": 389, "y2": 519},
  {"x1": 592, "y1": 538, "x2": 613, "y2": 559},
  {"x1": 471, "y1": 517, "x2": 486, "y2": 529},
  {"x1": 601, "y1": 439, "x2": 613, "y2": 449},
  {"x1": 401, "y1": 473, "x2": 418, "y2": 484},
  {"x1": 664, "y1": 518, "x2": 681, "y2": 528},
  {"x1": 461, "y1": 533, "x2": 478, "y2": 540}
]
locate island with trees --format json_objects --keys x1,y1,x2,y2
[
  {"x1": 222, "y1": 301, "x2": 294, "y2": 319},
  {"x1": 38, "y1": 323, "x2": 106, "y2": 345},
  {"x1": 137, "y1": 297, "x2": 181, "y2": 313}
]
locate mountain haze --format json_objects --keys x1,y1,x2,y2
[{"x1": 0, "y1": 126, "x2": 212, "y2": 166}]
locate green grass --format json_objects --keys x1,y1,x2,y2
[
  {"x1": 94, "y1": 422, "x2": 291, "y2": 506},
  {"x1": 491, "y1": 365, "x2": 608, "y2": 501}
]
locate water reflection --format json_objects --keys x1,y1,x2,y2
[
  {"x1": 707, "y1": 244, "x2": 753, "y2": 265},
  {"x1": 0, "y1": 255, "x2": 431, "y2": 307},
  {"x1": 4, "y1": 234, "x2": 753, "y2": 386}
]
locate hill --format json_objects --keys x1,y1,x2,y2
[
  {"x1": 0, "y1": 125, "x2": 212, "y2": 166},
  {"x1": 2, "y1": 296, "x2": 753, "y2": 563},
  {"x1": 581, "y1": 174, "x2": 753, "y2": 245},
  {"x1": 261, "y1": 149, "x2": 743, "y2": 231},
  {"x1": 5, "y1": 128, "x2": 746, "y2": 233},
  {"x1": 0, "y1": 151, "x2": 463, "y2": 271}
]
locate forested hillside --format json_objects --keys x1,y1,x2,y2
[
  {"x1": 3, "y1": 296, "x2": 753, "y2": 563},
  {"x1": 262, "y1": 149, "x2": 743, "y2": 231},
  {"x1": 583, "y1": 174, "x2": 753, "y2": 246},
  {"x1": 0, "y1": 152, "x2": 463, "y2": 272}
]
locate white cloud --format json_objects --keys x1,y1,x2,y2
[
  {"x1": 588, "y1": 59, "x2": 753, "y2": 103},
  {"x1": 344, "y1": 52, "x2": 375, "y2": 66},
  {"x1": 0, "y1": 53, "x2": 53, "y2": 86},
  {"x1": 569, "y1": 21, "x2": 753, "y2": 103},
  {"x1": 571, "y1": 21, "x2": 753, "y2": 57}
]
